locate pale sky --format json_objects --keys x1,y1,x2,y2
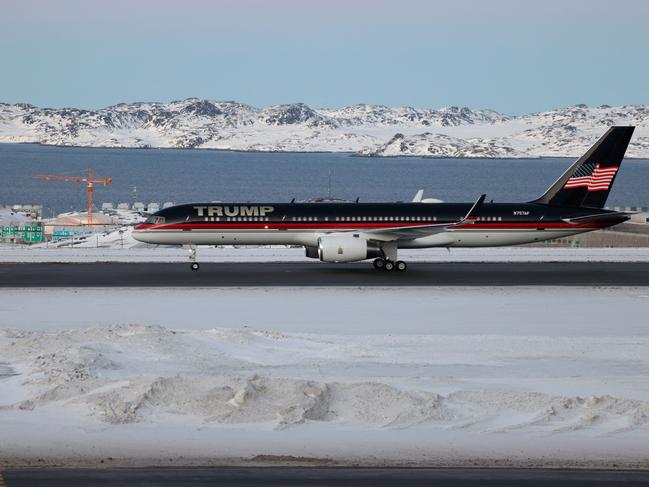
[{"x1": 1, "y1": 0, "x2": 648, "y2": 113}]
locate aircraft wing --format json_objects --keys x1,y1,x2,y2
[{"x1": 355, "y1": 194, "x2": 486, "y2": 242}]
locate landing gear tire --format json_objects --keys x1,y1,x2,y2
[
  {"x1": 396, "y1": 260, "x2": 407, "y2": 272},
  {"x1": 190, "y1": 262, "x2": 200, "y2": 271},
  {"x1": 383, "y1": 260, "x2": 395, "y2": 271},
  {"x1": 373, "y1": 258, "x2": 385, "y2": 270}
]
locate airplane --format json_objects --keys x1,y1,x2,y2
[{"x1": 133, "y1": 126, "x2": 635, "y2": 271}]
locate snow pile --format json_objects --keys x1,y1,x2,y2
[
  {"x1": 2, "y1": 325, "x2": 649, "y2": 440},
  {"x1": 2, "y1": 286, "x2": 649, "y2": 467},
  {"x1": 89, "y1": 374, "x2": 333, "y2": 428}
]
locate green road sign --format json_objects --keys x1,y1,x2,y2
[{"x1": 1, "y1": 224, "x2": 44, "y2": 242}]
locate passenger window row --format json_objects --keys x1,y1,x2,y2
[
  {"x1": 199, "y1": 215, "x2": 503, "y2": 223},
  {"x1": 203, "y1": 217, "x2": 271, "y2": 222}
]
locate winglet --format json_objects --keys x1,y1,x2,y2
[
  {"x1": 412, "y1": 189, "x2": 424, "y2": 202},
  {"x1": 462, "y1": 194, "x2": 486, "y2": 222}
]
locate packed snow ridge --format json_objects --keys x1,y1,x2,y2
[
  {"x1": 2, "y1": 286, "x2": 649, "y2": 466},
  {"x1": 1, "y1": 100, "x2": 649, "y2": 157},
  {"x1": 3, "y1": 324, "x2": 649, "y2": 434}
]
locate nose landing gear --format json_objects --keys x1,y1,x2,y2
[{"x1": 186, "y1": 245, "x2": 200, "y2": 271}]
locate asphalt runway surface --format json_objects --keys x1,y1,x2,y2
[
  {"x1": 3, "y1": 468, "x2": 649, "y2": 486},
  {"x1": 1, "y1": 262, "x2": 649, "y2": 287}
]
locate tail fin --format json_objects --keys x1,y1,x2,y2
[{"x1": 533, "y1": 126, "x2": 634, "y2": 208}]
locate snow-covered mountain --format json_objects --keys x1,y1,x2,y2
[
  {"x1": 358, "y1": 133, "x2": 522, "y2": 158},
  {"x1": 1, "y1": 99, "x2": 648, "y2": 157}
]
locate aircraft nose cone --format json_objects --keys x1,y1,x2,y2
[
  {"x1": 132, "y1": 227, "x2": 149, "y2": 243},
  {"x1": 132, "y1": 223, "x2": 152, "y2": 242}
]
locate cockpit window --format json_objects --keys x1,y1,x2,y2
[{"x1": 145, "y1": 216, "x2": 166, "y2": 224}]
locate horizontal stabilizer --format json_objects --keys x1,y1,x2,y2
[{"x1": 562, "y1": 212, "x2": 630, "y2": 225}]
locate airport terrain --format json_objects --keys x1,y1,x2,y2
[{"x1": 2, "y1": 284, "x2": 649, "y2": 469}]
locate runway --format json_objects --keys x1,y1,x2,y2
[
  {"x1": 0, "y1": 262, "x2": 648, "y2": 287},
  {"x1": 3, "y1": 468, "x2": 649, "y2": 486}
]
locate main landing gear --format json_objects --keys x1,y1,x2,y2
[
  {"x1": 372, "y1": 242, "x2": 407, "y2": 271},
  {"x1": 373, "y1": 258, "x2": 407, "y2": 272}
]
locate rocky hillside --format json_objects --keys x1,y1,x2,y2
[
  {"x1": 357, "y1": 133, "x2": 522, "y2": 158},
  {"x1": 1, "y1": 100, "x2": 648, "y2": 157}
]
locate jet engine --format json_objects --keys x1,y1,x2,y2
[{"x1": 316, "y1": 236, "x2": 381, "y2": 263}]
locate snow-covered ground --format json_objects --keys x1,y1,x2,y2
[
  {"x1": 1, "y1": 287, "x2": 649, "y2": 468},
  {"x1": 1, "y1": 244, "x2": 648, "y2": 263},
  {"x1": 0, "y1": 207, "x2": 32, "y2": 225}
]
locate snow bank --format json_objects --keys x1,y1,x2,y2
[
  {"x1": 2, "y1": 286, "x2": 648, "y2": 467},
  {"x1": 2, "y1": 319, "x2": 649, "y2": 467}
]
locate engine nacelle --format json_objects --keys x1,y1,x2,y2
[{"x1": 317, "y1": 236, "x2": 381, "y2": 263}]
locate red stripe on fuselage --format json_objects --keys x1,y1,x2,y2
[{"x1": 135, "y1": 221, "x2": 612, "y2": 231}]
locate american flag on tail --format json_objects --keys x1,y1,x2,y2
[{"x1": 564, "y1": 162, "x2": 619, "y2": 192}]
